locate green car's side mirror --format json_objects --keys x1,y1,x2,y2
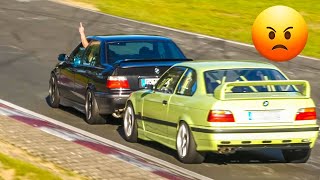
[{"x1": 58, "y1": 54, "x2": 67, "y2": 61}]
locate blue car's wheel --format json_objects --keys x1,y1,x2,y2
[
  {"x1": 85, "y1": 90, "x2": 106, "y2": 124},
  {"x1": 48, "y1": 75, "x2": 60, "y2": 108}
]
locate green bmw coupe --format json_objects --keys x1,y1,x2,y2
[{"x1": 123, "y1": 61, "x2": 319, "y2": 164}]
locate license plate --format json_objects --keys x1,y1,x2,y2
[
  {"x1": 140, "y1": 78, "x2": 159, "y2": 88},
  {"x1": 247, "y1": 110, "x2": 281, "y2": 121}
]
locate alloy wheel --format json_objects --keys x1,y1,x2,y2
[
  {"x1": 49, "y1": 77, "x2": 55, "y2": 103},
  {"x1": 124, "y1": 106, "x2": 134, "y2": 137},
  {"x1": 177, "y1": 123, "x2": 189, "y2": 158},
  {"x1": 85, "y1": 91, "x2": 93, "y2": 120}
]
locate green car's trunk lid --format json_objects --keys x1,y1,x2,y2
[{"x1": 212, "y1": 80, "x2": 315, "y2": 125}]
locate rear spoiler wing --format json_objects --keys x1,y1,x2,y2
[{"x1": 214, "y1": 80, "x2": 310, "y2": 100}]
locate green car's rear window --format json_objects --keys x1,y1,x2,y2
[{"x1": 204, "y1": 68, "x2": 297, "y2": 93}]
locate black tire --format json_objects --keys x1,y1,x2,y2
[
  {"x1": 85, "y1": 90, "x2": 107, "y2": 124},
  {"x1": 48, "y1": 75, "x2": 60, "y2": 108},
  {"x1": 123, "y1": 103, "x2": 138, "y2": 143},
  {"x1": 282, "y1": 148, "x2": 311, "y2": 163},
  {"x1": 176, "y1": 122, "x2": 205, "y2": 164}
]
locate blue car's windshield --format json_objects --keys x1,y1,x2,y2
[{"x1": 106, "y1": 40, "x2": 186, "y2": 64}]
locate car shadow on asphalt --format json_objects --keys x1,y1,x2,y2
[
  {"x1": 115, "y1": 124, "x2": 284, "y2": 165},
  {"x1": 45, "y1": 96, "x2": 285, "y2": 164},
  {"x1": 45, "y1": 96, "x2": 85, "y2": 119},
  {"x1": 204, "y1": 150, "x2": 284, "y2": 164},
  {"x1": 116, "y1": 125, "x2": 179, "y2": 159},
  {"x1": 45, "y1": 96, "x2": 121, "y2": 125}
]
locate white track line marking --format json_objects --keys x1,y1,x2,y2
[
  {"x1": 18, "y1": 16, "x2": 52, "y2": 21},
  {"x1": 49, "y1": 0, "x2": 320, "y2": 61},
  {"x1": 0, "y1": 99, "x2": 212, "y2": 180},
  {"x1": 0, "y1": 45, "x2": 23, "y2": 51}
]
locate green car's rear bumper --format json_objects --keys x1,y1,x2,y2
[{"x1": 191, "y1": 125, "x2": 319, "y2": 152}]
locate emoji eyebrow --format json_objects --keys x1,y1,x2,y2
[
  {"x1": 283, "y1": 27, "x2": 293, "y2": 32},
  {"x1": 267, "y1": 27, "x2": 276, "y2": 32}
]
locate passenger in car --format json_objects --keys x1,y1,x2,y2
[{"x1": 139, "y1": 46, "x2": 153, "y2": 59}]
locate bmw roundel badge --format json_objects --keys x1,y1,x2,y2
[{"x1": 155, "y1": 67, "x2": 160, "y2": 75}]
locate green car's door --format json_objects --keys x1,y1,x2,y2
[
  {"x1": 143, "y1": 67, "x2": 187, "y2": 142},
  {"x1": 143, "y1": 93, "x2": 171, "y2": 138},
  {"x1": 166, "y1": 68, "x2": 198, "y2": 147}
]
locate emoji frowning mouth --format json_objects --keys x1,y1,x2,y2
[{"x1": 272, "y1": 44, "x2": 288, "y2": 50}]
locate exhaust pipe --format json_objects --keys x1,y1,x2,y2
[
  {"x1": 229, "y1": 148, "x2": 236, "y2": 154},
  {"x1": 112, "y1": 112, "x2": 122, "y2": 118},
  {"x1": 218, "y1": 147, "x2": 236, "y2": 154},
  {"x1": 112, "y1": 109, "x2": 124, "y2": 118}
]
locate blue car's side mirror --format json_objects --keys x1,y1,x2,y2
[
  {"x1": 58, "y1": 54, "x2": 67, "y2": 61},
  {"x1": 146, "y1": 84, "x2": 154, "y2": 90}
]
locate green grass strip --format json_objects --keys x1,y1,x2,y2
[
  {"x1": 0, "y1": 152, "x2": 61, "y2": 180},
  {"x1": 75, "y1": 0, "x2": 320, "y2": 58}
]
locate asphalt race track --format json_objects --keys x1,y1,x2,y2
[{"x1": 0, "y1": 0, "x2": 320, "y2": 179}]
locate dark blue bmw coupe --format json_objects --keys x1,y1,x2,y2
[{"x1": 49, "y1": 35, "x2": 190, "y2": 124}]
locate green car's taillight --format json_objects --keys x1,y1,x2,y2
[
  {"x1": 207, "y1": 110, "x2": 235, "y2": 122},
  {"x1": 295, "y1": 107, "x2": 317, "y2": 121}
]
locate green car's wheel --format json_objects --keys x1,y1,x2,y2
[
  {"x1": 176, "y1": 122, "x2": 205, "y2": 164},
  {"x1": 48, "y1": 75, "x2": 60, "y2": 108},
  {"x1": 282, "y1": 148, "x2": 311, "y2": 163},
  {"x1": 85, "y1": 90, "x2": 106, "y2": 124},
  {"x1": 123, "y1": 103, "x2": 138, "y2": 143}
]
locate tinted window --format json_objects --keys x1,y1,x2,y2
[
  {"x1": 155, "y1": 67, "x2": 186, "y2": 94},
  {"x1": 83, "y1": 41, "x2": 101, "y2": 66},
  {"x1": 204, "y1": 68, "x2": 296, "y2": 93},
  {"x1": 167, "y1": 42, "x2": 184, "y2": 59},
  {"x1": 176, "y1": 69, "x2": 197, "y2": 96},
  {"x1": 68, "y1": 43, "x2": 86, "y2": 65},
  {"x1": 106, "y1": 41, "x2": 185, "y2": 64}
]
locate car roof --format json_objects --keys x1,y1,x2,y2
[
  {"x1": 87, "y1": 35, "x2": 173, "y2": 42},
  {"x1": 174, "y1": 60, "x2": 279, "y2": 72}
]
